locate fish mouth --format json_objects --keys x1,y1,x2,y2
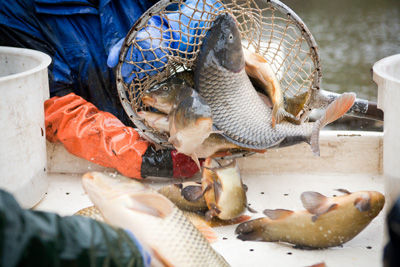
[
  {"x1": 142, "y1": 95, "x2": 156, "y2": 106},
  {"x1": 230, "y1": 65, "x2": 245, "y2": 73}
]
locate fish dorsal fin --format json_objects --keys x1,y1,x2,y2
[
  {"x1": 127, "y1": 193, "x2": 173, "y2": 219},
  {"x1": 263, "y1": 209, "x2": 294, "y2": 220},
  {"x1": 301, "y1": 191, "x2": 328, "y2": 214},
  {"x1": 336, "y1": 188, "x2": 352, "y2": 195},
  {"x1": 311, "y1": 203, "x2": 338, "y2": 222},
  {"x1": 181, "y1": 185, "x2": 204, "y2": 202},
  {"x1": 354, "y1": 194, "x2": 371, "y2": 212}
]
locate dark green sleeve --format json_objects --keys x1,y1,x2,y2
[{"x1": 0, "y1": 189, "x2": 145, "y2": 267}]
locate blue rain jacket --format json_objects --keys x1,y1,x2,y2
[
  {"x1": 0, "y1": 0, "x2": 222, "y2": 124},
  {"x1": 0, "y1": 0, "x2": 157, "y2": 124}
]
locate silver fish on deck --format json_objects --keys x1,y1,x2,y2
[
  {"x1": 235, "y1": 189, "x2": 385, "y2": 248},
  {"x1": 82, "y1": 172, "x2": 229, "y2": 267},
  {"x1": 195, "y1": 13, "x2": 356, "y2": 155}
]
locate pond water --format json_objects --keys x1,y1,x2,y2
[{"x1": 281, "y1": 0, "x2": 400, "y2": 130}]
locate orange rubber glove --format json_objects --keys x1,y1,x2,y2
[{"x1": 44, "y1": 93, "x2": 201, "y2": 179}]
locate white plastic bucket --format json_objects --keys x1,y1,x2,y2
[
  {"x1": 0, "y1": 46, "x2": 51, "y2": 208},
  {"x1": 373, "y1": 54, "x2": 400, "y2": 210}
]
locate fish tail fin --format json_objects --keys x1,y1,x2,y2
[
  {"x1": 310, "y1": 93, "x2": 356, "y2": 156},
  {"x1": 235, "y1": 218, "x2": 274, "y2": 242}
]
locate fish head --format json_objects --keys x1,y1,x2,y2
[
  {"x1": 201, "y1": 13, "x2": 245, "y2": 73},
  {"x1": 82, "y1": 172, "x2": 174, "y2": 219},
  {"x1": 82, "y1": 172, "x2": 147, "y2": 205},
  {"x1": 142, "y1": 77, "x2": 187, "y2": 113},
  {"x1": 170, "y1": 90, "x2": 213, "y2": 137},
  {"x1": 353, "y1": 191, "x2": 385, "y2": 218}
]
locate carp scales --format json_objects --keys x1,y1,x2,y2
[
  {"x1": 82, "y1": 172, "x2": 229, "y2": 267},
  {"x1": 194, "y1": 13, "x2": 356, "y2": 154},
  {"x1": 202, "y1": 159, "x2": 247, "y2": 220},
  {"x1": 235, "y1": 189, "x2": 385, "y2": 248},
  {"x1": 243, "y1": 47, "x2": 298, "y2": 127}
]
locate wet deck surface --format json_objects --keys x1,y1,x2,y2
[{"x1": 35, "y1": 172, "x2": 385, "y2": 267}]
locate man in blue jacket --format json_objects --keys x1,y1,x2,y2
[
  {"x1": 0, "y1": 0, "x2": 208, "y2": 179},
  {"x1": 0, "y1": 0, "x2": 219, "y2": 265}
]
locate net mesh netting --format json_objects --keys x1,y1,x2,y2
[{"x1": 116, "y1": 0, "x2": 320, "y2": 147}]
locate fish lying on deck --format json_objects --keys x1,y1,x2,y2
[
  {"x1": 78, "y1": 180, "x2": 249, "y2": 244},
  {"x1": 201, "y1": 159, "x2": 247, "y2": 220},
  {"x1": 82, "y1": 172, "x2": 229, "y2": 267},
  {"x1": 195, "y1": 13, "x2": 356, "y2": 154},
  {"x1": 243, "y1": 47, "x2": 298, "y2": 127},
  {"x1": 235, "y1": 189, "x2": 385, "y2": 248}
]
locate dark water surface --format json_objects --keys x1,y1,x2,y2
[
  {"x1": 283, "y1": 0, "x2": 400, "y2": 100},
  {"x1": 281, "y1": 0, "x2": 400, "y2": 130}
]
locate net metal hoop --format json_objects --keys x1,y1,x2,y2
[{"x1": 116, "y1": 0, "x2": 322, "y2": 157}]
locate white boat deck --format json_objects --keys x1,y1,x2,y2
[{"x1": 35, "y1": 131, "x2": 386, "y2": 267}]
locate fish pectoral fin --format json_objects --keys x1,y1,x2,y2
[
  {"x1": 205, "y1": 210, "x2": 215, "y2": 221},
  {"x1": 311, "y1": 203, "x2": 339, "y2": 222},
  {"x1": 263, "y1": 209, "x2": 294, "y2": 220},
  {"x1": 181, "y1": 185, "x2": 205, "y2": 202},
  {"x1": 354, "y1": 195, "x2": 371, "y2": 212},
  {"x1": 190, "y1": 153, "x2": 202, "y2": 171},
  {"x1": 127, "y1": 193, "x2": 174, "y2": 219},
  {"x1": 273, "y1": 107, "x2": 300, "y2": 127},
  {"x1": 336, "y1": 188, "x2": 352, "y2": 195},
  {"x1": 300, "y1": 191, "x2": 328, "y2": 214},
  {"x1": 247, "y1": 204, "x2": 258, "y2": 213}
]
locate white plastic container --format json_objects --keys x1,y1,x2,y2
[
  {"x1": 0, "y1": 46, "x2": 51, "y2": 208},
  {"x1": 373, "y1": 54, "x2": 400, "y2": 210}
]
